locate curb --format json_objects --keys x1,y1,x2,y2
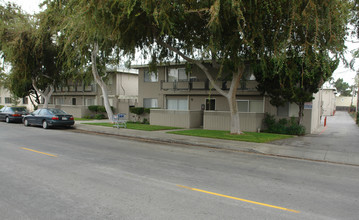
[{"x1": 72, "y1": 125, "x2": 359, "y2": 167}]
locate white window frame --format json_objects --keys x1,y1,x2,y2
[
  {"x1": 86, "y1": 98, "x2": 95, "y2": 106},
  {"x1": 144, "y1": 69, "x2": 158, "y2": 82},
  {"x1": 167, "y1": 98, "x2": 188, "y2": 110},
  {"x1": 237, "y1": 99, "x2": 264, "y2": 113},
  {"x1": 55, "y1": 97, "x2": 64, "y2": 105},
  {"x1": 143, "y1": 98, "x2": 158, "y2": 108},
  {"x1": 167, "y1": 68, "x2": 188, "y2": 82}
]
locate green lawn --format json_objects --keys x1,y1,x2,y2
[
  {"x1": 167, "y1": 129, "x2": 294, "y2": 143},
  {"x1": 74, "y1": 118, "x2": 95, "y2": 121},
  {"x1": 83, "y1": 122, "x2": 181, "y2": 131}
]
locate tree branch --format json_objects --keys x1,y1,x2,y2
[{"x1": 156, "y1": 38, "x2": 227, "y2": 97}]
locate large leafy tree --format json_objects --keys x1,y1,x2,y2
[
  {"x1": 335, "y1": 78, "x2": 352, "y2": 96},
  {"x1": 254, "y1": 53, "x2": 339, "y2": 124},
  {"x1": 42, "y1": 0, "x2": 123, "y2": 121},
  {"x1": 0, "y1": 1, "x2": 62, "y2": 108},
  {"x1": 43, "y1": 0, "x2": 349, "y2": 133},
  {"x1": 103, "y1": 0, "x2": 349, "y2": 134}
]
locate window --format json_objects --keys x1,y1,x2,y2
[
  {"x1": 86, "y1": 98, "x2": 95, "y2": 106},
  {"x1": 72, "y1": 98, "x2": 77, "y2": 105},
  {"x1": 0, "y1": 97, "x2": 2, "y2": 104},
  {"x1": 39, "y1": 109, "x2": 51, "y2": 116},
  {"x1": 167, "y1": 68, "x2": 188, "y2": 82},
  {"x1": 32, "y1": 109, "x2": 41, "y2": 115},
  {"x1": 277, "y1": 102, "x2": 289, "y2": 116},
  {"x1": 23, "y1": 97, "x2": 28, "y2": 105},
  {"x1": 143, "y1": 98, "x2": 158, "y2": 108},
  {"x1": 237, "y1": 100, "x2": 264, "y2": 113},
  {"x1": 5, "y1": 97, "x2": 11, "y2": 104},
  {"x1": 205, "y1": 98, "x2": 216, "y2": 110},
  {"x1": 167, "y1": 98, "x2": 188, "y2": 110},
  {"x1": 55, "y1": 98, "x2": 64, "y2": 105},
  {"x1": 144, "y1": 69, "x2": 158, "y2": 82}
]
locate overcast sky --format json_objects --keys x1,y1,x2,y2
[{"x1": 6, "y1": 0, "x2": 359, "y2": 85}]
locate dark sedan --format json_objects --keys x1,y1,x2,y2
[
  {"x1": 0, "y1": 106, "x2": 28, "y2": 123},
  {"x1": 23, "y1": 108, "x2": 75, "y2": 129}
]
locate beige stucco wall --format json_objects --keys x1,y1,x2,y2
[
  {"x1": 336, "y1": 96, "x2": 358, "y2": 107},
  {"x1": 0, "y1": 86, "x2": 35, "y2": 111},
  {"x1": 116, "y1": 73, "x2": 138, "y2": 98},
  {"x1": 321, "y1": 89, "x2": 336, "y2": 116},
  {"x1": 203, "y1": 111, "x2": 264, "y2": 132},
  {"x1": 150, "y1": 109, "x2": 202, "y2": 128}
]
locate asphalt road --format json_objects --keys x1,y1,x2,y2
[{"x1": 1, "y1": 122, "x2": 359, "y2": 220}]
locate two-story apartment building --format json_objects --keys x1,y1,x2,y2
[
  {"x1": 0, "y1": 85, "x2": 35, "y2": 111},
  {"x1": 134, "y1": 62, "x2": 327, "y2": 134},
  {"x1": 48, "y1": 69, "x2": 138, "y2": 118}
]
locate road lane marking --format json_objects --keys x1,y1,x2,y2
[
  {"x1": 177, "y1": 185, "x2": 300, "y2": 213},
  {"x1": 21, "y1": 147, "x2": 57, "y2": 157}
]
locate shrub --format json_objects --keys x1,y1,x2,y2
[
  {"x1": 144, "y1": 108, "x2": 151, "y2": 114},
  {"x1": 88, "y1": 105, "x2": 99, "y2": 112},
  {"x1": 0, "y1": 105, "x2": 4, "y2": 109},
  {"x1": 142, "y1": 118, "x2": 149, "y2": 124},
  {"x1": 357, "y1": 112, "x2": 359, "y2": 125},
  {"x1": 263, "y1": 114, "x2": 306, "y2": 136},
  {"x1": 130, "y1": 107, "x2": 145, "y2": 115},
  {"x1": 84, "y1": 115, "x2": 95, "y2": 119},
  {"x1": 88, "y1": 105, "x2": 113, "y2": 113},
  {"x1": 94, "y1": 114, "x2": 106, "y2": 119}
]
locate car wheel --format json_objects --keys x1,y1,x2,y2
[
  {"x1": 5, "y1": 117, "x2": 10, "y2": 123},
  {"x1": 42, "y1": 120, "x2": 49, "y2": 129},
  {"x1": 24, "y1": 119, "x2": 30, "y2": 126}
]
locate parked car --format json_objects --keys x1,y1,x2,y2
[
  {"x1": 23, "y1": 108, "x2": 75, "y2": 129},
  {"x1": 0, "y1": 106, "x2": 28, "y2": 123}
]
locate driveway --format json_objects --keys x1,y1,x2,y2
[{"x1": 271, "y1": 111, "x2": 359, "y2": 154}]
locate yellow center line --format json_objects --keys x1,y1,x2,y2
[
  {"x1": 177, "y1": 185, "x2": 300, "y2": 213},
  {"x1": 21, "y1": 147, "x2": 57, "y2": 157}
]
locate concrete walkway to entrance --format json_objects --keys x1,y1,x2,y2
[
  {"x1": 271, "y1": 111, "x2": 359, "y2": 154},
  {"x1": 74, "y1": 112, "x2": 359, "y2": 166}
]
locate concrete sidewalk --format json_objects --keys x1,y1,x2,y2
[{"x1": 74, "y1": 118, "x2": 359, "y2": 166}]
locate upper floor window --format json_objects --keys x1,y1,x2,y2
[
  {"x1": 144, "y1": 69, "x2": 158, "y2": 82},
  {"x1": 167, "y1": 68, "x2": 188, "y2": 82}
]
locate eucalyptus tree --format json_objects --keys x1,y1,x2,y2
[
  {"x1": 254, "y1": 53, "x2": 339, "y2": 125},
  {"x1": 61, "y1": 0, "x2": 349, "y2": 134},
  {"x1": 109, "y1": 0, "x2": 348, "y2": 134},
  {"x1": 0, "y1": 1, "x2": 62, "y2": 108},
  {"x1": 43, "y1": 0, "x2": 124, "y2": 122}
]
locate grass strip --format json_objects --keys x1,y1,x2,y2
[
  {"x1": 167, "y1": 129, "x2": 293, "y2": 143},
  {"x1": 83, "y1": 122, "x2": 181, "y2": 131}
]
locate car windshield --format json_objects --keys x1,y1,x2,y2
[{"x1": 48, "y1": 109, "x2": 68, "y2": 115}]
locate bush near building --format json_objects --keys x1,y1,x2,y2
[{"x1": 263, "y1": 113, "x2": 306, "y2": 136}]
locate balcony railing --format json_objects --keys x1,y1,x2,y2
[
  {"x1": 54, "y1": 84, "x2": 96, "y2": 93},
  {"x1": 160, "y1": 80, "x2": 258, "y2": 91}
]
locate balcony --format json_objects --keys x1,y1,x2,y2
[
  {"x1": 160, "y1": 80, "x2": 258, "y2": 91},
  {"x1": 53, "y1": 84, "x2": 97, "y2": 94}
]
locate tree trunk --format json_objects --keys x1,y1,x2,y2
[
  {"x1": 298, "y1": 103, "x2": 304, "y2": 125},
  {"x1": 42, "y1": 86, "x2": 54, "y2": 109},
  {"x1": 91, "y1": 43, "x2": 114, "y2": 122},
  {"x1": 156, "y1": 39, "x2": 245, "y2": 134},
  {"x1": 32, "y1": 80, "x2": 54, "y2": 109}
]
